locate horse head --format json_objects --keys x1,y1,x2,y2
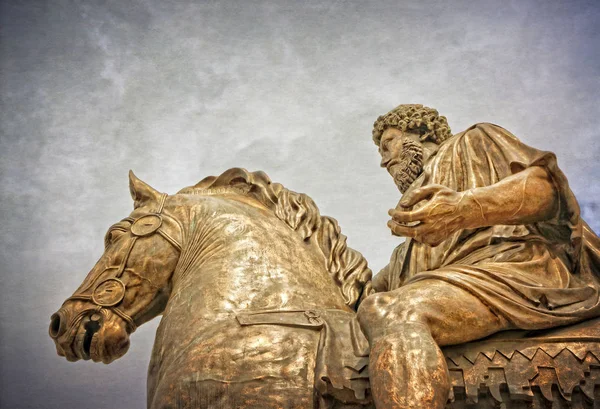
[{"x1": 49, "y1": 171, "x2": 182, "y2": 363}]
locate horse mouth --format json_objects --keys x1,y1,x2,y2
[{"x1": 79, "y1": 318, "x2": 101, "y2": 360}]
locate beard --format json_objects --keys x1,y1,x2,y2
[{"x1": 387, "y1": 139, "x2": 424, "y2": 193}]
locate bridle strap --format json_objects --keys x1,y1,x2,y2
[
  {"x1": 111, "y1": 306, "x2": 137, "y2": 332},
  {"x1": 153, "y1": 193, "x2": 182, "y2": 251},
  {"x1": 157, "y1": 229, "x2": 182, "y2": 252},
  {"x1": 117, "y1": 237, "x2": 138, "y2": 279},
  {"x1": 156, "y1": 193, "x2": 167, "y2": 213},
  {"x1": 64, "y1": 193, "x2": 179, "y2": 334}
]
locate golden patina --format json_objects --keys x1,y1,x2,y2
[
  {"x1": 50, "y1": 168, "x2": 374, "y2": 408},
  {"x1": 50, "y1": 106, "x2": 600, "y2": 408},
  {"x1": 362, "y1": 104, "x2": 600, "y2": 409}
]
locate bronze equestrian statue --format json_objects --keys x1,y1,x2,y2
[{"x1": 49, "y1": 106, "x2": 600, "y2": 408}]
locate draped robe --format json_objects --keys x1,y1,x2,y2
[{"x1": 377, "y1": 123, "x2": 600, "y2": 329}]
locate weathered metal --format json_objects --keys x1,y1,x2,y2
[
  {"x1": 363, "y1": 104, "x2": 600, "y2": 408},
  {"x1": 49, "y1": 105, "x2": 600, "y2": 408},
  {"x1": 50, "y1": 169, "x2": 374, "y2": 408}
]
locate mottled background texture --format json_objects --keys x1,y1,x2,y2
[{"x1": 1, "y1": 0, "x2": 599, "y2": 408}]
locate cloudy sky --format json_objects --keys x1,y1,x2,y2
[{"x1": 1, "y1": 1, "x2": 598, "y2": 408}]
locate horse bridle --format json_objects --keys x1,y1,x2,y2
[{"x1": 64, "y1": 193, "x2": 182, "y2": 333}]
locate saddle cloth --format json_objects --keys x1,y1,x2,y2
[{"x1": 236, "y1": 308, "x2": 371, "y2": 403}]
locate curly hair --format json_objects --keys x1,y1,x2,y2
[{"x1": 372, "y1": 104, "x2": 452, "y2": 145}]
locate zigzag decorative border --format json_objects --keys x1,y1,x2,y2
[{"x1": 444, "y1": 344, "x2": 600, "y2": 405}]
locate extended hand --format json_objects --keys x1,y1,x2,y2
[{"x1": 387, "y1": 185, "x2": 471, "y2": 246}]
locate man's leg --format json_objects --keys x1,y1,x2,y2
[{"x1": 357, "y1": 279, "x2": 511, "y2": 409}]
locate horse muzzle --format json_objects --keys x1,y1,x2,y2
[{"x1": 49, "y1": 305, "x2": 131, "y2": 364}]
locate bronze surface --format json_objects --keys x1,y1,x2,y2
[
  {"x1": 49, "y1": 105, "x2": 600, "y2": 408},
  {"x1": 50, "y1": 168, "x2": 374, "y2": 408},
  {"x1": 360, "y1": 104, "x2": 600, "y2": 409}
]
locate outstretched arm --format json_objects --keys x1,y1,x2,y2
[{"x1": 387, "y1": 166, "x2": 558, "y2": 246}]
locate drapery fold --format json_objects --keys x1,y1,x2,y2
[{"x1": 382, "y1": 123, "x2": 600, "y2": 328}]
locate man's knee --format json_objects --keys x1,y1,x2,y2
[
  {"x1": 357, "y1": 291, "x2": 427, "y2": 340},
  {"x1": 357, "y1": 292, "x2": 390, "y2": 330}
]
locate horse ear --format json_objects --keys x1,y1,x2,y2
[{"x1": 129, "y1": 170, "x2": 161, "y2": 208}]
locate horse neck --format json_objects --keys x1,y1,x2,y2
[{"x1": 167, "y1": 197, "x2": 351, "y2": 313}]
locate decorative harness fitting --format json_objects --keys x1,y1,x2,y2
[{"x1": 64, "y1": 193, "x2": 181, "y2": 333}]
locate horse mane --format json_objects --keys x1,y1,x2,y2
[{"x1": 177, "y1": 168, "x2": 374, "y2": 310}]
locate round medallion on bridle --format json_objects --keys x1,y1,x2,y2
[
  {"x1": 131, "y1": 214, "x2": 162, "y2": 237},
  {"x1": 92, "y1": 278, "x2": 126, "y2": 307}
]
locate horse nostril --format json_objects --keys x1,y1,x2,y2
[{"x1": 49, "y1": 313, "x2": 64, "y2": 338}]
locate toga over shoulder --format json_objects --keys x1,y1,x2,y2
[{"x1": 377, "y1": 123, "x2": 600, "y2": 329}]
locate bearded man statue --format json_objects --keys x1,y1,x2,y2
[{"x1": 356, "y1": 104, "x2": 600, "y2": 409}]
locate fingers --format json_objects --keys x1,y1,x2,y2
[
  {"x1": 387, "y1": 220, "x2": 418, "y2": 238},
  {"x1": 387, "y1": 220, "x2": 444, "y2": 245},
  {"x1": 399, "y1": 184, "x2": 447, "y2": 208},
  {"x1": 388, "y1": 207, "x2": 428, "y2": 223}
]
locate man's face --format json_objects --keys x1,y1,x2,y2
[{"x1": 378, "y1": 127, "x2": 424, "y2": 193}]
